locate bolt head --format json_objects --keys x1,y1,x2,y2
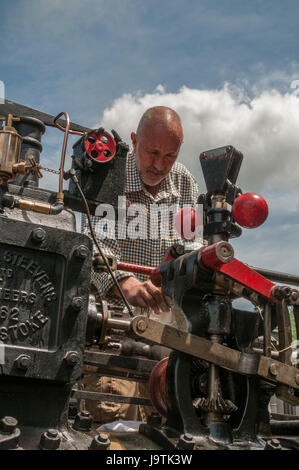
[
  {"x1": 46, "y1": 429, "x2": 58, "y2": 438},
  {"x1": 32, "y1": 228, "x2": 46, "y2": 243},
  {"x1": 89, "y1": 433, "x2": 111, "y2": 450},
  {"x1": 75, "y1": 245, "x2": 89, "y2": 260},
  {"x1": 16, "y1": 354, "x2": 31, "y2": 370},
  {"x1": 39, "y1": 429, "x2": 61, "y2": 450},
  {"x1": 0, "y1": 416, "x2": 18, "y2": 434},
  {"x1": 98, "y1": 433, "x2": 109, "y2": 443},
  {"x1": 136, "y1": 318, "x2": 147, "y2": 333},
  {"x1": 177, "y1": 433, "x2": 195, "y2": 450},
  {"x1": 265, "y1": 438, "x2": 282, "y2": 450},
  {"x1": 270, "y1": 363, "x2": 278, "y2": 376},
  {"x1": 65, "y1": 351, "x2": 80, "y2": 366},
  {"x1": 71, "y1": 297, "x2": 83, "y2": 311}
]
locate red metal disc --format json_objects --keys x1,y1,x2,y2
[
  {"x1": 84, "y1": 131, "x2": 116, "y2": 163},
  {"x1": 149, "y1": 357, "x2": 168, "y2": 418},
  {"x1": 232, "y1": 192, "x2": 268, "y2": 229}
]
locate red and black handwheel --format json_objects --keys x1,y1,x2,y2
[
  {"x1": 84, "y1": 130, "x2": 116, "y2": 163},
  {"x1": 149, "y1": 357, "x2": 168, "y2": 418}
]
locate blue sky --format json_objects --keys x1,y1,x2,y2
[
  {"x1": 1, "y1": 0, "x2": 299, "y2": 278},
  {"x1": 2, "y1": 0, "x2": 299, "y2": 122}
]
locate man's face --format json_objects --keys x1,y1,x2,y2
[{"x1": 131, "y1": 124, "x2": 182, "y2": 187}]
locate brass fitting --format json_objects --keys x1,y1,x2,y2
[
  {"x1": 56, "y1": 192, "x2": 64, "y2": 203},
  {"x1": 18, "y1": 199, "x2": 51, "y2": 215},
  {"x1": 212, "y1": 195, "x2": 227, "y2": 210},
  {"x1": 0, "y1": 114, "x2": 22, "y2": 182},
  {"x1": 12, "y1": 156, "x2": 43, "y2": 178}
]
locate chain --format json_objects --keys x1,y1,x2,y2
[{"x1": 40, "y1": 166, "x2": 60, "y2": 175}]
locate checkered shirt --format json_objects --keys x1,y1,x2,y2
[{"x1": 82, "y1": 152, "x2": 200, "y2": 308}]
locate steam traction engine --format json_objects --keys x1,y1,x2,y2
[{"x1": 0, "y1": 100, "x2": 298, "y2": 450}]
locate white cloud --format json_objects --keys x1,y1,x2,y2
[{"x1": 99, "y1": 84, "x2": 299, "y2": 201}]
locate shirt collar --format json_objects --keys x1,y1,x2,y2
[{"x1": 125, "y1": 153, "x2": 180, "y2": 199}]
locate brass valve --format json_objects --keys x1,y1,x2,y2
[{"x1": 12, "y1": 156, "x2": 43, "y2": 179}]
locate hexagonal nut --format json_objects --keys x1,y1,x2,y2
[
  {"x1": 177, "y1": 433, "x2": 195, "y2": 450},
  {"x1": 89, "y1": 433, "x2": 111, "y2": 450},
  {"x1": 32, "y1": 228, "x2": 46, "y2": 243},
  {"x1": 75, "y1": 245, "x2": 89, "y2": 260},
  {"x1": 39, "y1": 429, "x2": 61, "y2": 450},
  {"x1": 264, "y1": 438, "x2": 282, "y2": 450},
  {"x1": 16, "y1": 354, "x2": 32, "y2": 370},
  {"x1": 73, "y1": 411, "x2": 93, "y2": 432},
  {"x1": 0, "y1": 416, "x2": 18, "y2": 434}
]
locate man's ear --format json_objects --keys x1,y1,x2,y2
[{"x1": 131, "y1": 132, "x2": 137, "y2": 152}]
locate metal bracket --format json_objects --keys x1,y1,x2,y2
[{"x1": 131, "y1": 316, "x2": 299, "y2": 391}]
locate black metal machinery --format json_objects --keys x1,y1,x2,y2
[
  {"x1": 0, "y1": 100, "x2": 299, "y2": 451},
  {"x1": 91, "y1": 146, "x2": 299, "y2": 450},
  {"x1": 0, "y1": 100, "x2": 129, "y2": 450}
]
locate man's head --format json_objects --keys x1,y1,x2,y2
[{"x1": 131, "y1": 106, "x2": 183, "y2": 189}]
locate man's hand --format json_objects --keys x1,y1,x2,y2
[{"x1": 113, "y1": 277, "x2": 172, "y2": 315}]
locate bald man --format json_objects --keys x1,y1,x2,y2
[
  {"x1": 112, "y1": 107, "x2": 186, "y2": 312},
  {"x1": 82, "y1": 106, "x2": 200, "y2": 422}
]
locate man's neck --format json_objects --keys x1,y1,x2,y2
[{"x1": 143, "y1": 182, "x2": 162, "y2": 197}]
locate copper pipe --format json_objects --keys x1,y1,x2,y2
[
  {"x1": 53, "y1": 112, "x2": 73, "y2": 202},
  {"x1": 54, "y1": 118, "x2": 84, "y2": 137}
]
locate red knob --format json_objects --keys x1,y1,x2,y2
[
  {"x1": 232, "y1": 193, "x2": 268, "y2": 229},
  {"x1": 174, "y1": 207, "x2": 202, "y2": 240}
]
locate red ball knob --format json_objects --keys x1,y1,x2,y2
[
  {"x1": 174, "y1": 207, "x2": 202, "y2": 240},
  {"x1": 232, "y1": 193, "x2": 268, "y2": 229}
]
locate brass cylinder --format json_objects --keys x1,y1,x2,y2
[
  {"x1": 18, "y1": 199, "x2": 51, "y2": 215},
  {"x1": 0, "y1": 125, "x2": 22, "y2": 181}
]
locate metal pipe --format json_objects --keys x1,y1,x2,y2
[
  {"x1": 249, "y1": 265, "x2": 299, "y2": 287},
  {"x1": 117, "y1": 261, "x2": 155, "y2": 276},
  {"x1": 53, "y1": 112, "x2": 71, "y2": 202},
  {"x1": 263, "y1": 303, "x2": 272, "y2": 357}
]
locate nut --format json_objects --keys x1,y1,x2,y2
[
  {"x1": 16, "y1": 354, "x2": 32, "y2": 370},
  {"x1": 177, "y1": 433, "x2": 195, "y2": 450},
  {"x1": 89, "y1": 433, "x2": 110, "y2": 450},
  {"x1": 65, "y1": 351, "x2": 80, "y2": 366},
  {"x1": 264, "y1": 438, "x2": 281, "y2": 450},
  {"x1": 32, "y1": 227, "x2": 46, "y2": 243},
  {"x1": 39, "y1": 429, "x2": 61, "y2": 450},
  {"x1": 71, "y1": 297, "x2": 83, "y2": 311},
  {"x1": 75, "y1": 245, "x2": 89, "y2": 260},
  {"x1": 136, "y1": 318, "x2": 147, "y2": 333},
  {"x1": 73, "y1": 411, "x2": 93, "y2": 432},
  {"x1": 0, "y1": 416, "x2": 18, "y2": 434}
]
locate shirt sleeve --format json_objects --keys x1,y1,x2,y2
[{"x1": 81, "y1": 214, "x2": 136, "y2": 298}]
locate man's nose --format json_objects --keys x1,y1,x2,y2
[{"x1": 152, "y1": 156, "x2": 165, "y2": 172}]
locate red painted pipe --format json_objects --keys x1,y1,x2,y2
[{"x1": 117, "y1": 262, "x2": 155, "y2": 277}]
